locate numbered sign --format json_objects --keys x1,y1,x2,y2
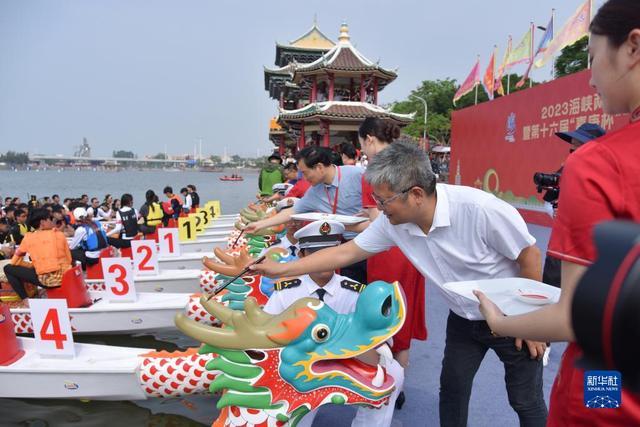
[
  {"x1": 211, "y1": 200, "x2": 221, "y2": 217},
  {"x1": 158, "y1": 228, "x2": 181, "y2": 257},
  {"x1": 197, "y1": 208, "x2": 210, "y2": 226},
  {"x1": 101, "y1": 257, "x2": 137, "y2": 302},
  {"x1": 131, "y1": 240, "x2": 159, "y2": 276},
  {"x1": 178, "y1": 217, "x2": 195, "y2": 241},
  {"x1": 205, "y1": 202, "x2": 216, "y2": 220},
  {"x1": 30, "y1": 299, "x2": 75, "y2": 357},
  {"x1": 190, "y1": 213, "x2": 205, "y2": 234}
]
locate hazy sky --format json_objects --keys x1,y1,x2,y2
[{"x1": 0, "y1": 0, "x2": 601, "y2": 157}]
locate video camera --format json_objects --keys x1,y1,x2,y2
[{"x1": 533, "y1": 169, "x2": 562, "y2": 208}]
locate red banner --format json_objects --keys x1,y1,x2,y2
[{"x1": 450, "y1": 70, "x2": 628, "y2": 227}]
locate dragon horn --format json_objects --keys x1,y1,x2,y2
[
  {"x1": 244, "y1": 297, "x2": 273, "y2": 325},
  {"x1": 199, "y1": 296, "x2": 236, "y2": 324},
  {"x1": 175, "y1": 312, "x2": 280, "y2": 349}
]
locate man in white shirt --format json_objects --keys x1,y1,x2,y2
[
  {"x1": 253, "y1": 142, "x2": 548, "y2": 427},
  {"x1": 263, "y1": 219, "x2": 403, "y2": 427}
]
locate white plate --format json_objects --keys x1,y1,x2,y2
[
  {"x1": 290, "y1": 212, "x2": 368, "y2": 225},
  {"x1": 441, "y1": 278, "x2": 561, "y2": 319}
]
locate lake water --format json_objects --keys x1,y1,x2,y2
[
  {"x1": 0, "y1": 169, "x2": 260, "y2": 216},
  {"x1": 0, "y1": 169, "x2": 260, "y2": 426}
]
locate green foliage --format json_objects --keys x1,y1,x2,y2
[
  {"x1": 112, "y1": 150, "x2": 135, "y2": 159},
  {"x1": 152, "y1": 152, "x2": 167, "y2": 160},
  {"x1": 391, "y1": 74, "x2": 535, "y2": 144},
  {"x1": 554, "y1": 36, "x2": 588, "y2": 78},
  {"x1": 0, "y1": 151, "x2": 29, "y2": 164},
  {"x1": 210, "y1": 155, "x2": 222, "y2": 163}
]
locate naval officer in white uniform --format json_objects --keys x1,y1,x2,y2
[{"x1": 263, "y1": 219, "x2": 404, "y2": 427}]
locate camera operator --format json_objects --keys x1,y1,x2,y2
[{"x1": 533, "y1": 123, "x2": 605, "y2": 287}]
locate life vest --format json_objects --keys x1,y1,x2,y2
[
  {"x1": 145, "y1": 202, "x2": 163, "y2": 226},
  {"x1": 81, "y1": 221, "x2": 108, "y2": 251},
  {"x1": 17, "y1": 223, "x2": 29, "y2": 236},
  {"x1": 191, "y1": 192, "x2": 200, "y2": 208},
  {"x1": 162, "y1": 195, "x2": 183, "y2": 215},
  {"x1": 119, "y1": 208, "x2": 138, "y2": 238}
]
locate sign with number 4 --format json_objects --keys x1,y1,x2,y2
[
  {"x1": 101, "y1": 257, "x2": 137, "y2": 302},
  {"x1": 29, "y1": 299, "x2": 75, "y2": 357},
  {"x1": 131, "y1": 240, "x2": 159, "y2": 276}
]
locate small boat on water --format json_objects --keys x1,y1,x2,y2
[
  {"x1": 219, "y1": 175, "x2": 243, "y2": 181},
  {"x1": 159, "y1": 251, "x2": 216, "y2": 270},
  {"x1": 179, "y1": 237, "x2": 228, "y2": 253}
]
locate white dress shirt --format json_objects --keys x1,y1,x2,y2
[
  {"x1": 263, "y1": 272, "x2": 360, "y2": 315},
  {"x1": 355, "y1": 184, "x2": 536, "y2": 320}
]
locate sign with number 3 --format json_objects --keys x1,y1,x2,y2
[{"x1": 101, "y1": 257, "x2": 137, "y2": 302}]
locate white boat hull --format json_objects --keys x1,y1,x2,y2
[
  {"x1": 180, "y1": 237, "x2": 227, "y2": 253},
  {"x1": 86, "y1": 269, "x2": 202, "y2": 293},
  {"x1": 11, "y1": 292, "x2": 196, "y2": 334},
  {"x1": 158, "y1": 252, "x2": 214, "y2": 270},
  {"x1": 0, "y1": 339, "x2": 216, "y2": 400}
]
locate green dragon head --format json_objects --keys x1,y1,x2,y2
[{"x1": 175, "y1": 280, "x2": 405, "y2": 426}]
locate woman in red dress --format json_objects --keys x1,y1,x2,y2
[
  {"x1": 477, "y1": 1, "x2": 640, "y2": 424},
  {"x1": 356, "y1": 118, "x2": 428, "y2": 406}
]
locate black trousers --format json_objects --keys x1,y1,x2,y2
[
  {"x1": 439, "y1": 311, "x2": 547, "y2": 427},
  {"x1": 340, "y1": 258, "x2": 367, "y2": 284},
  {"x1": 107, "y1": 237, "x2": 131, "y2": 249},
  {"x1": 70, "y1": 248, "x2": 100, "y2": 270},
  {"x1": 3, "y1": 264, "x2": 45, "y2": 299}
]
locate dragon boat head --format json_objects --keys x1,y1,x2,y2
[{"x1": 175, "y1": 280, "x2": 406, "y2": 425}]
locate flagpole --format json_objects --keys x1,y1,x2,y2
[
  {"x1": 529, "y1": 21, "x2": 534, "y2": 88},
  {"x1": 587, "y1": 0, "x2": 593, "y2": 69},
  {"x1": 551, "y1": 8, "x2": 556, "y2": 78},
  {"x1": 475, "y1": 54, "x2": 480, "y2": 105}
]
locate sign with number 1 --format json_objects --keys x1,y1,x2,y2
[
  {"x1": 158, "y1": 228, "x2": 181, "y2": 257},
  {"x1": 131, "y1": 240, "x2": 159, "y2": 276},
  {"x1": 101, "y1": 257, "x2": 137, "y2": 302},
  {"x1": 178, "y1": 217, "x2": 195, "y2": 241},
  {"x1": 29, "y1": 299, "x2": 75, "y2": 357}
]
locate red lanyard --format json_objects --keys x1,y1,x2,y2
[{"x1": 324, "y1": 166, "x2": 341, "y2": 214}]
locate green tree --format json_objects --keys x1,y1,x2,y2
[
  {"x1": 152, "y1": 153, "x2": 167, "y2": 160},
  {"x1": 112, "y1": 150, "x2": 135, "y2": 159},
  {"x1": 391, "y1": 74, "x2": 534, "y2": 145},
  {"x1": 0, "y1": 151, "x2": 29, "y2": 164},
  {"x1": 554, "y1": 36, "x2": 588, "y2": 78},
  {"x1": 210, "y1": 155, "x2": 221, "y2": 164}
]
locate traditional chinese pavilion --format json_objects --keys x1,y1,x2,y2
[{"x1": 264, "y1": 22, "x2": 413, "y2": 154}]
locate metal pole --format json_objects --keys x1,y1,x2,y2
[{"x1": 410, "y1": 94, "x2": 428, "y2": 143}]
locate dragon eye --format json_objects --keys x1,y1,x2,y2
[
  {"x1": 381, "y1": 295, "x2": 392, "y2": 317},
  {"x1": 311, "y1": 324, "x2": 331, "y2": 343}
]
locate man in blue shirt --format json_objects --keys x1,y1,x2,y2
[{"x1": 246, "y1": 146, "x2": 366, "y2": 281}]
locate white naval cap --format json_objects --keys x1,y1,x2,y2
[
  {"x1": 272, "y1": 183, "x2": 293, "y2": 194},
  {"x1": 276, "y1": 197, "x2": 299, "y2": 212},
  {"x1": 293, "y1": 220, "x2": 344, "y2": 251}
]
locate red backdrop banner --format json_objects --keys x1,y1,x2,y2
[{"x1": 450, "y1": 70, "x2": 628, "y2": 227}]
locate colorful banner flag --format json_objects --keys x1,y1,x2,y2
[
  {"x1": 506, "y1": 28, "x2": 533, "y2": 67},
  {"x1": 495, "y1": 37, "x2": 512, "y2": 96},
  {"x1": 453, "y1": 58, "x2": 480, "y2": 105},
  {"x1": 517, "y1": 15, "x2": 554, "y2": 88},
  {"x1": 482, "y1": 48, "x2": 496, "y2": 100},
  {"x1": 535, "y1": 0, "x2": 590, "y2": 68}
]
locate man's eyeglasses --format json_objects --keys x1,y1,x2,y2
[{"x1": 371, "y1": 187, "x2": 415, "y2": 208}]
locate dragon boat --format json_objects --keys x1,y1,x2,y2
[{"x1": 0, "y1": 280, "x2": 406, "y2": 425}]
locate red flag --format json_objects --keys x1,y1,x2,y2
[
  {"x1": 453, "y1": 58, "x2": 480, "y2": 105},
  {"x1": 482, "y1": 49, "x2": 496, "y2": 100}
]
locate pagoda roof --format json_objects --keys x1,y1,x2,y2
[
  {"x1": 278, "y1": 101, "x2": 414, "y2": 124},
  {"x1": 274, "y1": 23, "x2": 335, "y2": 67},
  {"x1": 290, "y1": 25, "x2": 397, "y2": 82}
]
